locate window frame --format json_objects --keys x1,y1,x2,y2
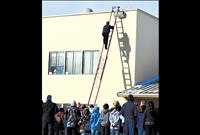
[{"x1": 48, "y1": 50, "x2": 99, "y2": 75}]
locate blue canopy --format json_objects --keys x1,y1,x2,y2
[{"x1": 135, "y1": 75, "x2": 159, "y2": 86}]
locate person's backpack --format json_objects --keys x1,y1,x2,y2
[{"x1": 67, "y1": 107, "x2": 80, "y2": 127}]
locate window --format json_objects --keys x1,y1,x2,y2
[
  {"x1": 66, "y1": 51, "x2": 82, "y2": 74},
  {"x1": 49, "y1": 50, "x2": 99, "y2": 75},
  {"x1": 48, "y1": 52, "x2": 65, "y2": 75},
  {"x1": 83, "y1": 51, "x2": 99, "y2": 74}
]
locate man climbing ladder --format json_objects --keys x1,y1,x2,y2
[{"x1": 102, "y1": 21, "x2": 114, "y2": 49}]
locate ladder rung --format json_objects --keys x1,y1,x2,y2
[
  {"x1": 97, "y1": 72, "x2": 102, "y2": 75},
  {"x1": 98, "y1": 67, "x2": 103, "y2": 69}
]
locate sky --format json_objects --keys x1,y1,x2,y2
[{"x1": 42, "y1": 1, "x2": 159, "y2": 18}]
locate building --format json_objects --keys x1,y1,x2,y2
[
  {"x1": 42, "y1": 8, "x2": 159, "y2": 108},
  {"x1": 117, "y1": 75, "x2": 159, "y2": 108}
]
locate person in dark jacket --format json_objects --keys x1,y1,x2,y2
[
  {"x1": 102, "y1": 21, "x2": 114, "y2": 49},
  {"x1": 42, "y1": 95, "x2": 58, "y2": 135},
  {"x1": 142, "y1": 101, "x2": 158, "y2": 135},
  {"x1": 54, "y1": 108, "x2": 65, "y2": 135},
  {"x1": 100, "y1": 103, "x2": 110, "y2": 135},
  {"x1": 120, "y1": 95, "x2": 137, "y2": 135}
]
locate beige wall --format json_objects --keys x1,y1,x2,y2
[
  {"x1": 135, "y1": 9, "x2": 159, "y2": 83},
  {"x1": 42, "y1": 9, "x2": 158, "y2": 109}
]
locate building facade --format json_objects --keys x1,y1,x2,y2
[{"x1": 42, "y1": 8, "x2": 158, "y2": 108}]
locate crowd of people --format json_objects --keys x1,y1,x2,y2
[{"x1": 42, "y1": 95, "x2": 159, "y2": 135}]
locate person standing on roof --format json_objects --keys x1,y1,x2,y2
[{"x1": 102, "y1": 21, "x2": 114, "y2": 49}]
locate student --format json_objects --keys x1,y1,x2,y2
[
  {"x1": 136, "y1": 103, "x2": 146, "y2": 135},
  {"x1": 54, "y1": 108, "x2": 65, "y2": 135},
  {"x1": 78, "y1": 108, "x2": 91, "y2": 135},
  {"x1": 109, "y1": 100, "x2": 124, "y2": 135},
  {"x1": 142, "y1": 101, "x2": 158, "y2": 135},
  {"x1": 67, "y1": 100, "x2": 81, "y2": 135},
  {"x1": 90, "y1": 106, "x2": 100, "y2": 135},
  {"x1": 100, "y1": 103, "x2": 110, "y2": 135}
]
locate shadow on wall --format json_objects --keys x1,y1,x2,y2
[{"x1": 119, "y1": 33, "x2": 131, "y2": 62}]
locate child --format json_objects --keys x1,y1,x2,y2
[
  {"x1": 78, "y1": 108, "x2": 91, "y2": 135},
  {"x1": 136, "y1": 103, "x2": 146, "y2": 135},
  {"x1": 109, "y1": 100, "x2": 124, "y2": 135}
]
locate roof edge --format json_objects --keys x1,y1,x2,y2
[
  {"x1": 117, "y1": 92, "x2": 159, "y2": 98},
  {"x1": 42, "y1": 8, "x2": 158, "y2": 19}
]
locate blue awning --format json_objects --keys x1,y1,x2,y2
[{"x1": 135, "y1": 75, "x2": 159, "y2": 86}]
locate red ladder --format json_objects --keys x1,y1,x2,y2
[{"x1": 87, "y1": 6, "x2": 120, "y2": 106}]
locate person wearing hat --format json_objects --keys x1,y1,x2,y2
[
  {"x1": 42, "y1": 95, "x2": 58, "y2": 135},
  {"x1": 67, "y1": 100, "x2": 81, "y2": 135}
]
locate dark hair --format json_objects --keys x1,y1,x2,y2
[
  {"x1": 106, "y1": 21, "x2": 109, "y2": 25},
  {"x1": 90, "y1": 104, "x2": 94, "y2": 108},
  {"x1": 59, "y1": 108, "x2": 64, "y2": 112},
  {"x1": 115, "y1": 105, "x2": 121, "y2": 111},
  {"x1": 127, "y1": 95, "x2": 134, "y2": 102},
  {"x1": 83, "y1": 108, "x2": 90, "y2": 115},
  {"x1": 141, "y1": 105, "x2": 146, "y2": 112},
  {"x1": 103, "y1": 103, "x2": 109, "y2": 109},
  {"x1": 81, "y1": 105, "x2": 86, "y2": 109},
  {"x1": 147, "y1": 101, "x2": 154, "y2": 110}
]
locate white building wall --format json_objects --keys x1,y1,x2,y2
[{"x1": 134, "y1": 9, "x2": 159, "y2": 83}]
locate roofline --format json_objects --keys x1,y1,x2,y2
[
  {"x1": 42, "y1": 8, "x2": 158, "y2": 20},
  {"x1": 136, "y1": 8, "x2": 158, "y2": 20},
  {"x1": 117, "y1": 93, "x2": 159, "y2": 98}
]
